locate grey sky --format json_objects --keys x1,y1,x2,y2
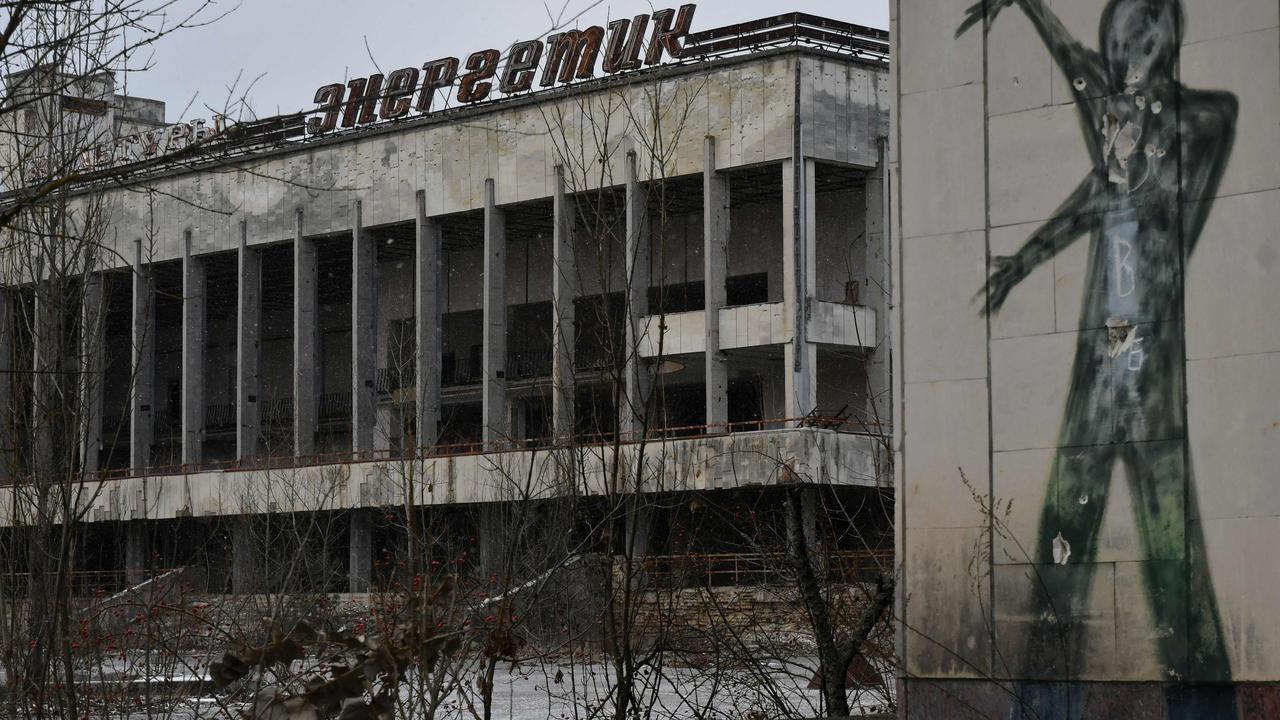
[{"x1": 123, "y1": 0, "x2": 889, "y2": 123}]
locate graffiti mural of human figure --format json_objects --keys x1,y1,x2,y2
[{"x1": 958, "y1": 0, "x2": 1239, "y2": 712}]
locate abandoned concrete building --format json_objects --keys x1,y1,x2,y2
[{"x1": 0, "y1": 13, "x2": 892, "y2": 595}]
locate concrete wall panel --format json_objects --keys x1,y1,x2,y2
[
  {"x1": 1180, "y1": 28, "x2": 1280, "y2": 199},
  {"x1": 1185, "y1": 189, "x2": 1280, "y2": 360},
  {"x1": 899, "y1": 85, "x2": 986, "y2": 239},
  {"x1": 901, "y1": 231, "x2": 987, "y2": 382},
  {"x1": 1199, "y1": 515, "x2": 1280, "y2": 681},
  {"x1": 987, "y1": 8, "x2": 1054, "y2": 116},
  {"x1": 897, "y1": 0, "x2": 983, "y2": 95},
  {"x1": 1186, "y1": 352, "x2": 1280, "y2": 521},
  {"x1": 1181, "y1": 0, "x2": 1278, "y2": 46},
  {"x1": 896, "y1": 0, "x2": 1280, "y2": 696},
  {"x1": 988, "y1": 104, "x2": 1092, "y2": 228},
  {"x1": 903, "y1": 525, "x2": 991, "y2": 678},
  {"x1": 902, "y1": 379, "x2": 990, "y2": 530},
  {"x1": 989, "y1": 331, "x2": 1074, "y2": 452}
]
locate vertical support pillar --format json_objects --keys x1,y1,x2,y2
[
  {"x1": 801, "y1": 485, "x2": 820, "y2": 549},
  {"x1": 182, "y1": 231, "x2": 205, "y2": 466},
  {"x1": 124, "y1": 520, "x2": 148, "y2": 587},
  {"x1": 0, "y1": 290, "x2": 10, "y2": 482},
  {"x1": 80, "y1": 274, "x2": 105, "y2": 477},
  {"x1": 294, "y1": 210, "x2": 319, "y2": 458},
  {"x1": 236, "y1": 222, "x2": 261, "y2": 462},
  {"x1": 782, "y1": 158, "x2": 817, "y2": 422},
  {"x1": 130, "y1": 239, "x2": 154, "y2": 472},
  {"x1": 863, "y1": 143, "x2": 890, "y2": 424},
  {"x1": 551, "y1": 166, "x2": 577, "y2": 441},
  {"x1": 622, "y1": 151, "x2": 650, "y2": 438},
  {"x1": 415, "y1": 191, "x2": 443, "y2": 453},
  {"x1": 703, "y1": 137, "x2": 730, "y2": 430},
  {"x1": 31, "y1": 281, "x2": 56, "y2": 478},
  {"x1": 348, "y1": 509, "x2": 373, "y2": 593},
  {"x1": 351, "y1": 201, "x2": 377, "y2": 457},
  {"x1": 230, "y1": 516, "x2": 259, "y2": 594},
  {"x1": 476, "y1": 504, "x2": 504, "y2": 583},
  {"x1": 624, "y1": 502, "x2": 655, "y2": 560},
  {"x1": 482, "y1": 179, "x2": 507, "y2": 446}
]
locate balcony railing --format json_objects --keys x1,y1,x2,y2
[
  {"x1": 205, "y1": 402, "x2": 235, "y2": 431},
  {"x1": 636, "y1": 549, "x2": 892, "y2": 589},
  {"x1": 507, "y1": 347, "x2": 552, "y2": 380},
  {"x1": 683, "y1": 12, "x2": 889, "y2": 63},
  {"x1": 443, "y1": 350, "x2": 481, "y2": 387},
  {"x1": 319, "y1": 391, "x2": 351, "y2": 421}
]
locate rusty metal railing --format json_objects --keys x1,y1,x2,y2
[
  {"x1": 0, "y1": 567, "x2": 190, "y2": 598},
  {"x1": 684, "y1": 12, "x2": 889, "y2": 64},
  {"x1": 635, "y1": 549, "x2": 892, "y2": 589}
]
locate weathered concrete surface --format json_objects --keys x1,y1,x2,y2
[
  {"x1": 0, "y1": 428, "x2": 884, "y2": 526},
  {"x1": 73, "y1": 52, "x2": 886, "y2": 275},
  {"x1": 638, "y1": 302, "x2": 876, "y2": 358},
  {"x1": 893, "y1": 0, "x2": 1280, "y2": 705}
]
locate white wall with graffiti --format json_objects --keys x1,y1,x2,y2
[{"x1": 893, "y1": 0, "x2": 1280, "y2": 714}]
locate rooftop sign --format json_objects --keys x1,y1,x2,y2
[{"x1": 305, "y1": 4, "x2": 696, "y2": 135}]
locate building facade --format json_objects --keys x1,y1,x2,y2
[
  {"x1": 0, "y1": 14, "x2": 892, "y2": 597},
  {"x1": 893, "y1": 0, "x2": 1280, "y2": 716}
]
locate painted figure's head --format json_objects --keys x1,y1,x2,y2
[{"x1": 1100, "y1": 0, "x2": 1183, "y2": 88}]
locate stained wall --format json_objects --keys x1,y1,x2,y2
[{"x1": 893, "y1": 0, "x2": 1280, "y2": 702}]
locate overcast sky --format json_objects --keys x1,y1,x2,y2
[{"x1": 122, "y1": 0, "x2": 889, "y2": 123}]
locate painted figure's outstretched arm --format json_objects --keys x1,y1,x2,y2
[
  {"x1": 982, "y1": 172, "x2": 1106, "y2": 315},
  {"x1": 958, "y1": 0, "x2": 1108, "y2": 102},
  {"x1": 1015, "y1": 1, "x2": 1108, "y2": 97}
]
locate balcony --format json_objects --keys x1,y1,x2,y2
[
  {"x1": 10, "y1": 426, "x2": 888, "y2": 525},
  {"x1": 638, "y1": 301, "x2": 877, "y2": 358}
]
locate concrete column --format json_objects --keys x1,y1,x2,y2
[
  {"x1": 624, "y1": 501, "x2": 655, "y2": 560},
  {"x1": 551, "y1": 166, "x2": 577, "y2": 441},
  {"x1": 181, "y1": 231, "x2": 205, "y2": 466},
  {"x1": 622, "y1": 151, "x2": 650, "y2": 438},
  {"x1": 863, "y1": 143, "x2": 891, "y2": 425},
  {"x1": 31, "y1": 282, "x2": 57, "y2": 478},
  {"x1": 476, "y1": 504, "x2": 504, "y2": 583},
  {"x1": 130, "y1": 239, "x2": 154, "y2": 472},
  {"x1": 0, "y1": 290, "x2": 10, "y2": 482},
  {"x1": 351, "y1": 201, "x2": 377, "y2": 457},
  {"x1": 124, "y1": 520, "x2": 148, "y2": 587},
  {"x1": 79, "y1": 274, "x2": 105, "y2": 477},
  {"x1": 348, "y1": 509, "x2": 373, "y2": 593},
  {"x1": 509, "y1": 401, "x2": 527, "y2": 444},
  {"x1": 415, "y1": 191, "x2": 443, "y2": 453},
  {"x1": 293, "y1": 210, "x2": 319, "y2": 458},
  {"x1": 782, "y1": 158, "x2": 817, "y2": 421},
  {"x1": 230, "y1": 516, "x2": 259, "y2": 594},
  {"x1": 482, "y1": 179, "x2": 508, "y2": 447},
  {"x1": 704, "y1": 137, "x2": 730, "y2": 430},
  {"x1": 236, "y1": 222, "x2": 261, "y2": 462},
  {"x1": 800, "y1": 485, "x2": 821, "y2": 550}
]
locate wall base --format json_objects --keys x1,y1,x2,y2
[{"x1": 901, "y1": 678, "x2": 1280, "y2": 719}]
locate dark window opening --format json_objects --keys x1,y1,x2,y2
[
  {"x1": 726, "y1": 273, "x2": 769, "y2": 307},
  {"x1": 648, "y1": 280, "x2": 704, "y2": 315}
]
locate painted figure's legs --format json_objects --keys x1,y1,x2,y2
[
  {"x1": 1123, "y1": 440, "x2": 1233, "y2": 684},
  {"x1": 1016, "y1": 319, "x2": 1121, "y2": 676},
  {"x1": 1021, "y1": 443, "x2": 1116, "y2": 676},
  {"x1": 1120, "y1": 440, "x2": 1188, "y2": 675}
]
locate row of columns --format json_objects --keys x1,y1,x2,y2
[{"x1": 13, "y1": 143, "x2": 825, "y2": 478}]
